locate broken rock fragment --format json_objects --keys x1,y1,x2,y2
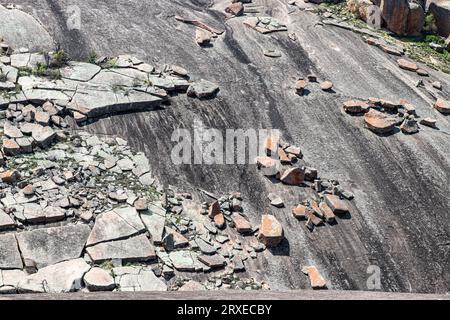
[
  {"x1": 364, "y1": 109, "x2": 397, "y2": 134},
  {"x1": 255, "y1": 156, "x2": 279, "y2": 176},
  {"x1": 258, "y1": 214, "x2": 284, "y2": 247},
  {"x1": 320, "y1": 80, "x2": 333, "y2": 91},
  {"x1": 343, "y1": 100, "x2": 369, "y2": 114},
  {"x1": 225, "y1": 2, "x2": 244, "y2": 16},
  {"x1": 113, "y1": 266, "x2": 167, "y2": 291},
  {"x1": 324, "y1": 194, "x2": 349, "y2": 214},
  {"x1": 434, "y1": 98, "x2": 450, "y2": 114},
  {"x1": 232, "y1": 214, "x2": 252, "y2": 234},
  {"x1": 397, "y1": 58, "x2": 418, "y2": 71},
  {"x1": 195, "y1": 29, "x2": 212, "y2": 46},
  {"x1": 295, "y1": 79, "x2": 307, "y2": 94},
  {"x1": 83, "y1": 267, "x2": 115, "y2": 292},
  {"x1": 292, "y1": 204, "x2": 308, "y2": 220},
  {"x1": 18, "y1": 258, "x2": 90, "y2": 293},
  {"x1": 319, "y1": 202, "x2": 336, "y2": 223},
  {"x1": 187, "y1": 80, "x2": 219, "y2": 98},
  {"x1": 400, "y1": 117, "x2": 419, "y2": 134},
  {"x1": 302, "y1": 266, "x2": 327, "y2": 289},
  {"x1": 244, "y1": 17, "x2": 288, "y2": 34},
  {"x1": 198, "y1": 254, "x2": 226, "y2": 268},
  {"x1": 280, "y1": 167, "x2": 305, "y2": 185},
  {"x1": 420, "y1": 117, "x2": 437, "y2": 128}
]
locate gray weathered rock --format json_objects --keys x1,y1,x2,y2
[
  {"x1": 140, "y1": 204, "x2": 166, "y2": 244},
  {"x1": 113, "y1": 266, "x2": 167, "y2": 291},
  {"x1": 169, "y1": 250, "x2": 196, "y2": 271},
  {"x1": 18, "y1": 258, "x2": 90, "y2": 293},
  {"x1": 0, "y1": 209, "x2": 15, "y2": 230},
  {"x1": 178, "y1": 280, "x2": 206, "y2": 291},
  {"x1": 86, "y1": 234, "x2": 156, "y2": 263},
  {"x1": 86, "y1": 206, "x2": 145, "y2": 246},
  {"x1": 16, "y1": 224, "x2": 91, "y2": 269},
  {"x1": 0, "y1": 234, "x2": 23, "y2": 269},
  {"x1": 187, "y1": 80, "x2": 219, "y2": 98},
  {"x1": 83, "y1": 267, "x2": 115, "y2": 291},
  {"x1": 61, "y1": 61, "x2": 101, "y2": 81}
]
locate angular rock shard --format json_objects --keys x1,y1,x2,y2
[
  {"x1": 258, "y1": 214, "x2": 284, "y2": 247},
  {"x1": 302, "y1": 265, "x2": 327, "y2": 289}
]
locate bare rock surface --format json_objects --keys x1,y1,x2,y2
[
  {"x1": 0, "y1": 0, "x2": 449, "y2": 294},
  {"x1": 15, "y1": 225, "x2": 91, "y2": 269},
  {"x1": 113, "y1": 266, "x2": 167, "y2": 291},
  {"x1": 17, "y1": 258, "x2": 90, "y2": 293},
  {"x1": 0, "y1": 234, "x2": 23, "y2": 269}
]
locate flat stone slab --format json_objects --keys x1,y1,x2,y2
[
  {"x1": 0, "y1": 209, "x2": 15, "y2": 230},
  {"x1": 86, "y1": 234, "x2": 156, "y2": 263},
  {"x1": 168, "y1": 250, "x2": 197, "y2": 272},
  {"x1": 86, "y1": 206, "x2": 145, "y2": 246},
  {"x1": 18, "y1": 258, "x2": 91, "y2": 293},
  {"x1": 0, "y1": 234, "x2": 23, "y2": 269},
  {"x1": 197, "y1": 254, "x2": 226, "y2": 269},
  {"x1": 83, "y1": 267, "x2": 115, "y2": 292},
  {"x1": 15, "y1": 224, "x2": 91, "y2": 269},
  {"x1": 68, "y1": 89, "x2": 163, "y2": 118},
  {"x1": 0, "y1": 269, "x2": 27, "y2": 290},
  {"x1": 61, "y1": 61, "x2": 101, "y2": 82},
  {"x1": 112, "y1": 266, "x2": 167, "y2": 291},
  {"x1": 140, "y1": 205, "x2": 166, "y2": 244}
]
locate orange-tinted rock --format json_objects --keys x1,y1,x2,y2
[
  {"x1": 278, "y1": 148, "x2": 290, "y2": 163},
  {"x1": 319, "y1": 202, "x2": 336, "y2": 222},
  {"x1": 264, "y1": 135, "x2": 279, "y2": 156},
  {"x1": 0, "y1": 170, "x2": 20, "y2": 184},
  {"x1": 434, "y1": 98, "x2": 450, "y2": 114},
  {"x1": 225, "y1": 2, "x2": 244, "y2": 16},
  {"x1": 292, "y1": 204, "x2": 308, "y2": 219},
  {"x1": 343, "y1": 100, "x2": 369, "y2": 114},
  {"x1": 255, "y1": 156, "x2": 279, "y2": 176},
  {"x1": 416, "y1": 68, "x2": 429, "y2": 76},
  {"x1": 214, "y1": 213, "x2": 225, "y2": 229},
  {"x1": 364, "y1": 109, "x2": 397, "y2": 134},
  {"x1": 73, "y1": 111, "x2": 87, "y2": 122},
  {"x1": 397, "y1": 58, "x2": 418, "y2": 71},
  {"x1": 295, "y1": 79, "x2": 307, "y2": 93},
  {"x1": 302, "y1": 266, "x2": 327, "y2": 289},
  {"x1": 310, "y1": 200, "x2": 323, "y2": 218},
  {"x1": 22, "y1": 184, "x2": 35, "y2": 196},
  {"x1": 258, "y1": 214, "x2": 283, "y2": 247},
  {"x1": 320, "y1": 80, "x2": 333, "y2": 91},
  {"x1": 232, "y1": 214, "x2": 252, "y2": 234},
  {"x1": 2, "y1": 139, "x2": 20, "y2": 156},
  {"x1": 420, "y1": 117, "x2": 437, "y2": 128},
  {"x1": 208, "y1": 201, "x2": 221, "y2": 218},
  {"x1": 324, "y1": 194, "x2": 349, "y2": 214},
  {"x1": 195, "y1": 29, "x2": 212, "y2": 46},
  {"x1": 305, "y1": 210, "x2": 323, "y2": 226},
  {"x1": 284, "y1": 146, "x2": 302, "y2": 158},
  {"x1": 280, "y1": 167, "x2": 305, "y2": 185}
]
